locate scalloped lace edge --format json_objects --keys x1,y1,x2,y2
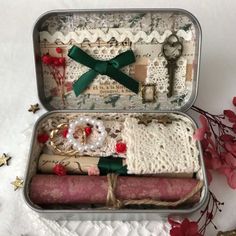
[{"x1": 40, "y1": 29, "x2": 192, "y2": 43}]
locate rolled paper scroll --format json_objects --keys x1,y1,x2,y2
[
  {"x1": 30, "y1": 175, "x2": 202, "y2": 206},
  {"x1": 38, "y1": 154, "x2": 127, "y2": 175},
  {"x1": 38, "y1": 154, "x2": 193, "y2": 177}
]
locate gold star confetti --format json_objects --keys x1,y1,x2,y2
[
  {"x1": 0, "y1": 153, "x2": 11, "y2": 167},
  {"x1": 137, "y1": 115, "x2": 152, "y2": 126},
  {"x1": 11, "y1": 176, "x2": 24, "y2": 191},
  {"x1": 28, "y1": 103, "x2": 40, "y2": 113},
  {"x1": 156, "y1": 115, "x2": 173, "y2": 126}
]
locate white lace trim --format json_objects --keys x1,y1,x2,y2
[
  {"x1": 174, "y1": 57, "x2": 187, "y2": 93},
  {"x1": 146, "y1": 58, "x2": 168, "y2": 93},
  {"x1": 122, "y1": 117, "x2": 200, "y2": 174},
  {"x1": 146, "y1": 57, "x2": 186, "y2": 94},
  {"x1": 40, "y1": 29, "x2": 192, "y2": 43}
]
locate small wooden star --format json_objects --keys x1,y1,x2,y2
[
  {"x1": 11, "y1": 176, "x2": 24, "y2": 191},
  {"x1": 157, "y1": 116, "x2": 173, "y2": 126},
  {"x1": 28, "y1": 103, "x2": 40, "y2": 113},
  {"x1": 0, "y1": 153, "x2": 11, "y2": 167},
  {"x1": 137, "y1": 115, "x2": 153, "y2": 126}
]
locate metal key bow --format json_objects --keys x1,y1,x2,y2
[{"x1": 68, "y1": 46, "x2": 139, "y2": 96}]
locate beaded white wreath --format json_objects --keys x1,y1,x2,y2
[{"x1": 67, "y1": 116, "x2": 107, "y2": 152}]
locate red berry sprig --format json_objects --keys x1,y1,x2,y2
[
  {"x1": 192, "y1": 96, "x2": 236, "y2": 189},
  {"x1": 168, "y1": 191, "x2": 223, "y2": 236},
  {"x1": 41, "y1": 47, "x2": 66, "y2": 106},
  {"x1": 41, "y1": 55, "x2": 65, "y2": 67},
  {"x1": 197, "y1": 191, "x2": 223, "y2": 235}
]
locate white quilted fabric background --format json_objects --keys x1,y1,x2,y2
[{"x1": 1, "y1": 0, "x2": 236, "y2": 235}]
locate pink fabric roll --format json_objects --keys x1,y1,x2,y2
[{"x1": 29, "y1": 175, "x2": 201, "y2": 205}]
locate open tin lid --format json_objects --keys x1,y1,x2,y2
[{"x1": 33, "y1": 9, "x2": 201, "y2": 112}]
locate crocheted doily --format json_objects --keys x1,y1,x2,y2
[{"x1": 122, "y1": 117, "x2": 200, "y2": 174}]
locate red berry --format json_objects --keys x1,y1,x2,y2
[
  {"x1": 56, "y1": 47, "x2": 63, "y2": 53},
  {"x1": 61, "y1": 128, "x2": 68, "y2": 138},
  {"x1": 37, "y1": 133, "x2": 49, "y2": 143},
  {"x1": 53, "y1": 58, "x2": 61, "y2": 66},
  {"x1": 53, "y1": 164, "x2": 66, "y2": 176},
  {"x1": 115, "y1": 142, "x2": 127, "y2": 153},
  {"x1": 84, "y1": 127, "x2": 92, "y2": 136},
  {"x1": 58, "y1": 57, "x2": 65, "y2": 65},
  {"x1": 41, "y1": 55, "x2": 52, "y2": 65}
]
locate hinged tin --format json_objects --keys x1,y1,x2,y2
[{"x1": 24, "y1": 9, "x2": 208, "y2": 220}]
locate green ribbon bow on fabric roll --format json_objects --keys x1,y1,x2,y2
[
  {"x1": 98, "y1": 156, "x2": 128, "y2": 175},
  {"x1": 68, "y1": 45, "x2": 140, "y2": 96}
]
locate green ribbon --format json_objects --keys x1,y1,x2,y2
[
  {"x1": 68, "y1": 46, "x2": 140, "y2": 96},
  {"x1": 98, "y1": 156, "x2": 127, "y2": 175}
]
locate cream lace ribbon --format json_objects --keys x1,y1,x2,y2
[{"x1": 40, "y1": 29, "x2": 192, "y2": 43}]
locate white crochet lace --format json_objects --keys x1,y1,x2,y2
[
  {"x1": 40, "y1": 29, "x2": 192, "y2": 44},
  {"x1": 146, "y1": 58, "x2": 169, "y2": 93},
  {"x1": 122, "y1": 117, "x2": 200, "y2": 174},
  {"x1": 174, "y1": 58, "x2": 187, "y2": 93},
  {"x1": 146, "y1": 57, "x2": 187, "y2": 94}
]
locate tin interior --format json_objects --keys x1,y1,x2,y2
[
  {"x1": 23, "y1": 111, "x2": 208, "y2": 220},
  {"x1": 33, "y1": 9, "x2": 201, "y2": 112}
]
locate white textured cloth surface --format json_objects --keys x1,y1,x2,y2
[{"x1": 1, "y1": 1, "x2": 236, "y2": 236}]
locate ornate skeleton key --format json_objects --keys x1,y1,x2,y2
[{"x1": 162, "y1": 34, "x2": 183, "y2": 97}]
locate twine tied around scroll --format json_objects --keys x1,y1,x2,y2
[{"x1": 106, "y1": 173, "x2": 204, "y2": 208}]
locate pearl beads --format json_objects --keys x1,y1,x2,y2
[{"x1": 67, "y1": 116, "x2": 107, "y2": 152}]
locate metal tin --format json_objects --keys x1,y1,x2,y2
[
  {"x1": 24, "y1": 9, "x2": 207, "y2": 220},
  {"x1": 32, "y1": 9, "x2": 201, "y2": 112}
]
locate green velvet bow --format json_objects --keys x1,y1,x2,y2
[{"x1": 68, "y1": 45, "x2": 140, "y2": 96}]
